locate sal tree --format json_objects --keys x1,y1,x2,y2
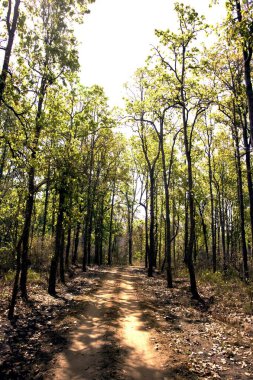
[{"x1": 154, "y1": 3, "x2": 210, "y2": 299}]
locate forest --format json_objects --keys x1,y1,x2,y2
[{"x1": 1, "y1": 0, "x2": 253, "y2": 379}]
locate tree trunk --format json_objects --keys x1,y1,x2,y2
[
  {"x1": 19, "y1": 167, "x2": 35, "y2": 299},
  {"x1": 185, "y1": 151, "x2": 199, "y2": 299},
  {"x1": 87, "y1": 209, "x2": 93, "y2": 266},
  {"x1": 148, "y1": 169, "x2": 155, "y2": 277},
  {"x1": 99, "y1": 198, "x2": 104, "y2": 265},
  {"x1": 172, "y1": 196, "x2": 177, "y2": 270},
  {"x1": 65, "y1": 226, "x2": 71, "y2": 269},
  {"x1": 59, "y1": 229, "x2": 65, "y2": 284},
  {"x1": 198, "y1": 204, "x2": 209, "y2": 262},
  {"x1": 108, "y1": 180, "x2": 116, "y2": 266},
  {"x1": 128, "y1": 224, "x2": 133, "y2": 265},
  {"x1": 184, "y1": 190, "x2": 189, "y2": 264},
  {"x1": 41, "y1": 165, "x2": 50, "y2": 240},
  {"x1": 8, "y1": 239, "x2": 22, "y2": 319},
  {"x1": 126, "y1": 196, "x2": 134, "y2": 266},
  {"x1": 183, "y1": 105, "x2": 200, "y2": 299},
  {"x1": 72, "y1": 222, "x2": 80, "y2": 265},
  {"x1": 48, "y1": 188, "x2": 65, "y2": 295},
  {"x1": 51, "y1": 192, "x2": 56, "y2": 237},
  {"x1": 19, "y1": 77, "x2": 46, "y2": 298},
  {"x1": 144, "y1": 187, "x2": 149, "y2": 269},
  {"x1": 219, "y1": 188, "x2": 227, "y2": 272},
  {"x1": 207, "y1": 147, "x2": 216, "y2": 272},
  {"x1": 160, "y1": 131, "x2": 172, "y2": 287},
  {"x1": 233, "y1": 124, "x2": 249, "y2": 280},
  {"x1": 94, "y1": 198, "x2": 104, "y2": 265}
]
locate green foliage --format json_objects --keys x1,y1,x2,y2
[
  {"x1": 3, "y1": 269, "x2": 42, "y2": 284},
  {"x1": 198, "y1": 270, "x2": 225, "y2": 285}
]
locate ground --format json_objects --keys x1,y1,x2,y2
[{"x1": 0, "y1": 266, "x2": 253, "y2": 379}]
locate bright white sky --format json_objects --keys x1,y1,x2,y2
[{"x1": 77, "y1": 0, "x2": 226, "y2": 107}]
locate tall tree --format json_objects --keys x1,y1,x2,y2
[{"x1": 154, "y1": 3, "x2": 209, "y2": 299}]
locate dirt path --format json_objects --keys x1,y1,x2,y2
[{"x1": 46, "y1": 268, "x2": 166, "y2": 380}]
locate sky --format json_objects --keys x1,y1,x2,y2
[{"x1": 76, "y1": 0, "x2": 226, "y2": 107}]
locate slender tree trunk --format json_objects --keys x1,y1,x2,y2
[
  {"x1": 8, "y1": 239, "x2": 22, "y2": 319},
  {"x1": 218, "y1": 187, "x2": 227, "y2": 272},
  {"x1": 160, "y1": 133, "x2": 172, "y2": 287},
  {"x1": 51, "y1": 192, "x2": 56, "y2": 237},
  {"x1": 65, "y1": 226, "x2": 71, "y2": 269},
  {"x1": 198, "y1": 204, "x2": 208, "y2": 261},
  {"x1": 138, "y1": 119, "x2": 160, "y2": 276},
  {"x1": 183, "y1": 108, "x2": 200, "y2": 299},
  {"x1": 186, "y1": 152, "x2": 199, "y2": 299},
  {"x1": 87, "y1": 207, "x2": 93, "y2": 266},
  {"x1": 82, "y1": 223, "x2": 88, "y2": 271},
  {"x1": 94, "y1": 222, "x2": 100, "y2": 265},
  {"x1": 234, "y1": 124, "x2": 249, "y2": 280},
  {"x1": 225, "y1": 202, "x2": 230, "y2": 262},
  {"x1": 184, "y1": 190, "x2": 189, "y2": 264},
  {"x1": 83, "y1": 138, "x2": 94, "y2": 271},
  {"x1": 108, "y1": 180, "x2": 116, "y2": 265},
  {"x1": 99, "y1": 208, "x2": 104, "y2": 266},
  {"x1": 94, "y1": 198, "x2": 104, "y2": 265},
  {"x1": 128, "y1": 223, "x2": 133, "y2": 265},
  {"x1": 126, "y1": 196, "x2": 134, "y2": 265},
  {"x1": 216, "y1": 205, "x2": 221, "y2": 263},
  {"x1": 19, "y1": 78, "x2": 46, "y2": 298},
  {"x1": 208, "y1": 148, "x2": 216, "y2": 272},
  {"x1": 82, "y1": 218, "x2": 88, "y2": 272},
  {"x1": 172, "y1": 197, "x2": 177, "y2": 270},
  {"x1": 59, "y1": 229, "x2": 65, "y2": 284},
  {"x1": 158, "y1": 215, "x2": 162, "y2": 270},
  {"x1": 19, "y1": 167, "x2": 35, "y2": 299},
  {"x1": 148, "y1": 169, "x2": 156, "y2": 277},
  {"x1": 41, "y1": 165, "x2": 50, "y2": 240},
  {"x1": 48, "y1": 188, "x2": 65, "y2": 295},
  {"x1": 72, "y1": 222, "x2": 80, "y2": 265},
  {"x1": 144, "y1": 185, "x2": 149, "y2": 269},
  {"x1": 154, "y1": 188, "x2": 158, "y2": 268}
]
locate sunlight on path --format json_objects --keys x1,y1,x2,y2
[
  {"x1": 46, "y1": 268, "x2": 165, "y2": 380},
  {"x1": 118, "y1": 271, "x2": 163, "y2": 379}
]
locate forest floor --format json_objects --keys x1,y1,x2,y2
[{"x1": 0, "y1": 266, "x2": 253, "y2": 379}]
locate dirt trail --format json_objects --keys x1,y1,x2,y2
[{"x1": 46, "y1": 268, "x2": 166, "y2": 380}]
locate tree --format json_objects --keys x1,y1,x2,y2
[
  {"x1": 154, "y1": 3, "x2": 209, "y2": 299},
  {"x1": 126, "y1": 70, "x2": 161, "y2": 277}
]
